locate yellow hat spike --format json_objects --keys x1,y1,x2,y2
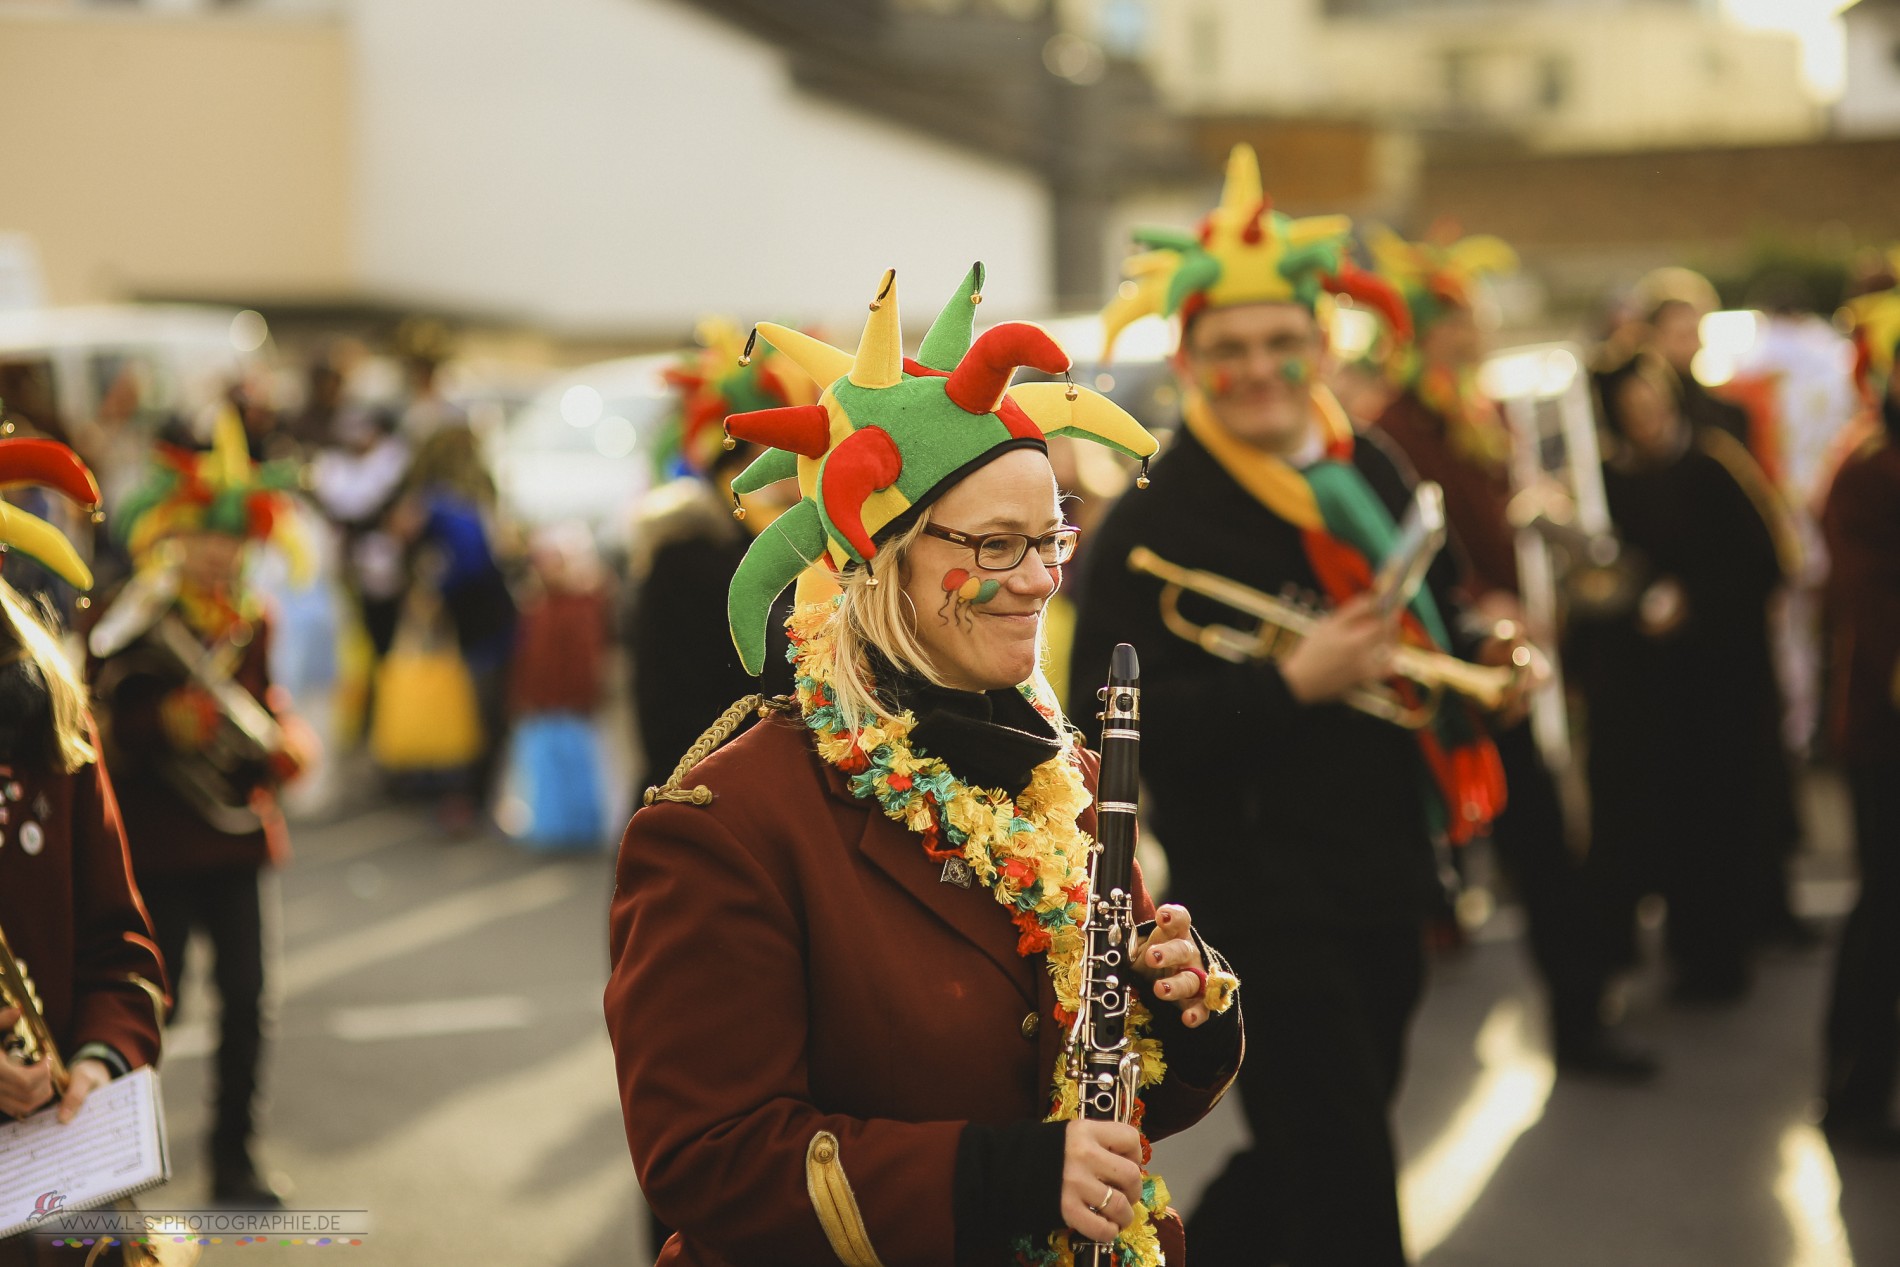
[
  {"x1": 849, "y1": 269, "x2": 902, "y2": 390},
  {"x1": 209, "y1": 407, "x2": 252, "y2": 489},
  {"x1": 756, "y1": 323, "x2": 851, "y2": 391},
  {"x1": 1218, "y1": 144, "x2": 1265, "y2": 220}
]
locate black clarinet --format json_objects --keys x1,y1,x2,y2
[{"x1": 1067, "y1": 642, "x2": 1145, "y2": 1263}]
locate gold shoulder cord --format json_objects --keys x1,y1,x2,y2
[
  {"x1": 804, "y1": 1130, "x2": 884, "y2": 1267},
  {"x1": 641, "y1": 694, "x2": 796, "y2": 808}
]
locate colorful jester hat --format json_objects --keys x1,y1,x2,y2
[
  {"x1": 0, "y1": 427, "x2": 103, "y2": 590},
  {"x1": 1365, "y1": 222, "x2": 1518, "y2": 349},
  {"x1": 115, "y1": 408, "x2": 304, "y2": 565},
  {"x1": 660, "y1": 317, "x2": 815, "y2": 475},
  {"x1": 1846, "y1": 246, "x2": 1900, "y2": 405},
  {"x1": 1101, "y1": 143, "x2": 1411, "y2": 360},
  {"x1": 721, "y1": 264, "x2": 1160, "y2": 674}
]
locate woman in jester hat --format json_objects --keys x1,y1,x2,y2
[
  {"x1": 605, "y1": 264, "x2": 1243, "y2": 1267},
  {"x1": 0, "y1": 432, "x2": 169, "y2": 1261}
]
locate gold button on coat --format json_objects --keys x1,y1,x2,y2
[{"x1": 1021, "y1": 1012, "x2": 1040, "y2": 1039}]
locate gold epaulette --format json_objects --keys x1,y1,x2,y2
[
  {"x1": 805, "y1": 1130, "x2": 884, "y2": 1267},
  {"x1": 640, "y1": 694, "x2": 796, "y2": 808}
]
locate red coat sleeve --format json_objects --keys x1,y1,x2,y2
[
  {"x1": 66, "y1": 755, "x2": 168, "y2": 1070},
  {"x1": 605, "y1": 799, "x2": 964, "y2": 1266}
]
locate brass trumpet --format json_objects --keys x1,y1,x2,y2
[{"x1": 1127, "y1": 547, "x2": 1528, "y2": 729}]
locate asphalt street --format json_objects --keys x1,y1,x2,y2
[{"x1": 139, "y1": 779, "x2": 1897, "y2": 1267}]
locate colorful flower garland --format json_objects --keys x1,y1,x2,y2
[{"x1": 787, "y1": 599, "x2": 1172, "y2": 1267}]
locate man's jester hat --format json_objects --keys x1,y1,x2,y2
[
  {"x1": 115, "y1": 409, "x2": 304, "y2": 565},
  {"x1": 1364, "y1": 223, "x2": 1517, "y2": 341},
  {"x1": 721, "y1": 263, "x2": 1159, "y2": 674},
  {"x1": 1846, "y1": 246, "x2": 1900, "y2": 405},
  {"x1": 660, "y1": 317, "x2": 816, "y2": 475},
  {"x1": 1100, "y1": 143, "x2": 1410, "y2": 359},
  {"x1": 0, "y1": 426, "x2": 103, "y2": 591}
]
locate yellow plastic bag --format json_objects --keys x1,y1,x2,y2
[{"x1": 369, "y1": 588, "x2": 483, "y2": 771}]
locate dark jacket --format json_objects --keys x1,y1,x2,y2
[
  {"x1": 1822, "y1": 422, "x2": 1900, "y2": 765},
  {"x1": 1569, "y1": 437, "x2": 1788, "y2": 845},
  {"x1": 605, "y1": 715, "x2": 1240, "y2": 1267},
  {"x1": 629, "y1": 490, "x2": 793, "y2": 780},
  {"x1": 1069, "y1": 425, "x2": 1470, "y2": 936}
]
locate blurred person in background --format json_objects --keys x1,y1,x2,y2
[
  {"x1": 1637, "y1": 268, "x2": 1751, "y2": 450},
  {"x1": 1635, "y1": 268, "x2": 1808, "y2": 951},
  {"x1": 85, "y1": 410, "x2": 313, "y2": 1207},
  {"x1": 393, "y1": 317, "x2": 468, "y2": 444},
  {"x1": 628, "y1": 321, "x2": 806, "y2": 790},
  {"x1": 285, "y1": 343, "x2": 355, "y2": 454},
  {"x1": 1815, "y1": 273, "x2": 1900, "y2": 1155},
  {"x1": 386, "y1": 421, "x2": 516, "y2": 830},
  {"x1": 1072, "y1": 147, "x2": 1516, "y2": 1267},
  {"x1": 0, "y1": 435, "x2": 169, "y2": 1267},
  {"x1": 505, "y1": 522, "x2": 611, "y2": 850},
  {"x1": 1577, "y1": 355, "x2": 1797, "y2": 1006},
  {"x1": 1734, "y1": 277, "x2": 1857, "y2": 762},
  {"x1": 1369, "y1": 228, "x2": 1652, "y2": 1081},
  {"x1": 311, "y1": 404, "x2": 412, "y2": 661}
]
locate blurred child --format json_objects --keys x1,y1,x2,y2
[{"x1": 505, "y1": 523, "x2": 610, "y2": 849}]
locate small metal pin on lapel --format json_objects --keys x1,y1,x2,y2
[{"x1": 940, "y1": 857, "x2": 974, "y2": 888}]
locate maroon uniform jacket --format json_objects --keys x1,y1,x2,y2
[
  {"x1": 0, "y1": 751, "x2": 167, "y2": 1072},
  {"x1": 1375, "y1": 387, "x2": 1521, "y2": 600},
  {"x1": 606, "y1": 714, "x2": 1241, "y2": 1267},
  {"x1": 1823, "y1": 425, "x2": 1900, "y2": 764}
]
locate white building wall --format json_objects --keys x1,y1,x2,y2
[
  {"x1": 1836, "y1": 5, "x2": 1900, "y2": 135},
  {"x1": 348, "y1": 0, "x2": 1053, "y2": 335}
]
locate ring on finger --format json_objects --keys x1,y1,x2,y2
[{"x1": 1085, "y1": 1184, "x2": 1116, "y2": 1216}]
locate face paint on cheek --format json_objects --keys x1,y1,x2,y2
[
  {"x1": 1281, "y1": 358, "x2": 1310, "y2": 385},
  {"x1": 971, "y1": 579, "x2": 1002, "y2": 604},
  {"x1": 1198, "y1": 367, "x2": 1234, "y2": 398}
]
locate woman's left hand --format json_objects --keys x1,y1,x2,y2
[{"x1": 1133, "y1": 905, "x2": 1211, "y2": 1028}]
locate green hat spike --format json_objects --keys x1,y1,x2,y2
[
  {"x1": 730, "y1": 446, "x2": 800, "y2": 497},
  {"x1": 917, "y1": 261, "x2": 986, "y2": 372},
  {"x1": 727, "y1": 499, "x2": 827, "y2": 674}
]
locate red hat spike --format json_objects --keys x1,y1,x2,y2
[
  {"x1": 944, "y1": 323, "x2": 1070, "y2": 415},
  {"x1": 821, "y1": 426, "x2": 903, "y2": 560},
  {"x1": 1323, "y1": 263, "x2": 1413, "y2": 345},
  {"x1": 723, "y1": 404, "x2": 832, "y2": 459},
  {"x1": 0, "y1": 439, "x2": 102, "y2": 508}
]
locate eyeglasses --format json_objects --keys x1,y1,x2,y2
[{"x1": 920, "y1": 522, "x2": 1080, "y2": 571}]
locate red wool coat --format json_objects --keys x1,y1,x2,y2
[{"x1": 606, "y1": 713, "x2": 1239, "y2": 1267}]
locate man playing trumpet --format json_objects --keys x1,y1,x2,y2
[{"x1": 1070, "y1": 145, "x2": 1519, "y2": 1267}]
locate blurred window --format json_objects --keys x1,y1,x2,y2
[
  {"x1": 1442, "y1": 47, "x2": 1476, "y2": 113},
  {"x1": 1190, "y1": 0, "x2": 1220, "y2": 80},
  {"x1": 1538, "y1": 53, "x2": 1570, "y2": 110}
]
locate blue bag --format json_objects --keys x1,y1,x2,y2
[{"x1": 509, "y1": 712, "x2": 608, "y2": 850}]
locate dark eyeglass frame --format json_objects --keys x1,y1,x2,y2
[{"x1": 920, "y1": 522, "x2": 1081, "y2": 571}]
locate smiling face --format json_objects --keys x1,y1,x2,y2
[
  {"x1": 899, "y1": 448, "x2": 1062, "y2": 693},
  {"x1": 1179, "y1": 301, "x2": 1321, "y2": 453}
]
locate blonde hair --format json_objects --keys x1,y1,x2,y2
[
  {"x1": 822, "y1": 509, "x2": 1061, "y2": 732},
  {"x1": 0, "y1": 581, "x2": 96, "y2": 774}
]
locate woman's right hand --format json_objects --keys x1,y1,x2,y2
[
  {"x1": 1061, "y1": 1119, "x2": 1146, "y2": 1244},
  {"x1": 1278, "y1": 594, "x2": 1399, "y2": 705},
  {"x1": 0, "y1": 1008, "x2": 54, "y2": 1119}
]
